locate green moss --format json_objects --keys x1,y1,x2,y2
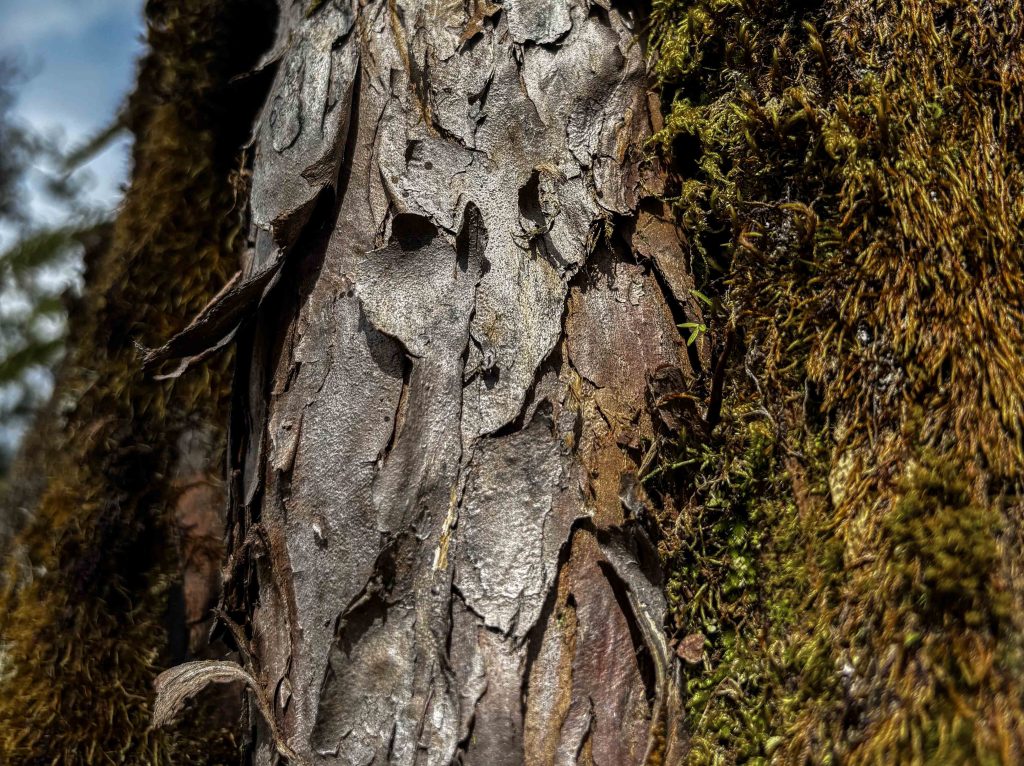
[
  {"x1": 654, "y1": 391, "x2": 830, "y2": 764},
  {"x1": 650, "y1": 0, "x2": 1024, "y2": 762},
  {"x1": 886, "y1": 458, "x2": 1008, "y2": 629}
]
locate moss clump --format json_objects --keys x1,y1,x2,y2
[
  {"x1": 649, "y1": 0, "x2": 1024, "y2": 762},
  {"x1": 0, "y1": 1, "x2": 273, "y2": 762},
  {"x1": 885, "y1": 459, "x2": 1008, "y2": 629}
]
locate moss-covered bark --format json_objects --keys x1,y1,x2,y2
[
  {"x1": 649, "y1": 0, "x2": 1024, "y2": 762},
  {"x1": 0, "y1": 2, "x2": 273, "y2": 762},
  {"x1": 1, "y1": 0, "x2": 1020, "y2": 762}
]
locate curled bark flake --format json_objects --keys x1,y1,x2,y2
[
  {"x1": 144, "y1": 1, "x2": 362, "y2": 376},
  {"x1": 153, "y1": 660, "x2": 254, "y2": 730},
  {"x1": 153, "y1": 660, "x2": 303, "y2": 764}
]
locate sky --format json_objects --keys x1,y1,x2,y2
[{"x1": 0, "y1": 0, "x2": 145, "y2": 233}]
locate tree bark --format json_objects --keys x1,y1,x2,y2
[
  {"x1": 151, "y1": 0, "x2": 693, "y2": 762},
  {"x1": 6, "y1": 0, "x2": 1021, "y2": 762}
]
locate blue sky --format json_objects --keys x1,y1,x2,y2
[
  {"x1": 0, "y1": 0, "x2": 144, "y2": 230},
  {"x1": 0, "y1": 0, "x2": 143, "y2": 451}
]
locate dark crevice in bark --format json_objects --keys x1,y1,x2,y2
[
  {"x1": 520, "y1": 517, "x2": 583, "y2": 702},
  {"x1": 390, "y1": 213, "x2": 440, "y2": 250},
  {"x1": 648, "y1": 247, "x2": 706, "y2": 382},
  {"x1": 598, "y1": 559, "x2": 658, "y2": 702},
  {"x1": 517, "y1": 171, "x2": 546, "y2": 230},
  {"x1": 377, "y1": 352, "x2": 414, "y2": 471}
]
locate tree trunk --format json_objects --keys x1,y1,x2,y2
[
  {"x1": 148, "y1": 0, "x2": 692, "y2": 762},
  {"x1": 7, "y1": 0, "x2": 1021, "y2": 764}
]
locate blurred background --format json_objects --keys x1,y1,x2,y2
[{"x1": 0, "y1": 0, "x2": 143, "y2": 473}]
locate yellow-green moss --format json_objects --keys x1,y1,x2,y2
[
  {"x1": 885, "y1": 458, "x2": 1008, "y2": 629},
  {"x1": 0, "y1": 1, "x2": 273, "y2": 762},
  {"x1": 650, "y1": 0, "x2": 1024, "y2": 762}
]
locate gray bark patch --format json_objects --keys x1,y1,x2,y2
[{"x1": 168, "y1": 0, "x2": 696, "y2": 762}]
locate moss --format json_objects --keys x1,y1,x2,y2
[
  {"x1": 653, "y1": 386, "x2": 827, "y2": 764},
  {"x1": 0, "y1": 1, "x2": 273, "y2": 762},
  {"x1": 885, "y1": 458, "x2": 1008, "y2": 629},
  {"x1": 650, "y1": 0, "x2": 1024, "y2": 469},
  {"x1": 649, "y1": 0, "x2": 1024, "y2": 762}
]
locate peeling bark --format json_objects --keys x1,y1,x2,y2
[{"x1": 156, "y1": 0, "x2": 695, "y2": 761}]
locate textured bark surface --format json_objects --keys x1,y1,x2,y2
[{"x1": 152, "y1": 0, "x2": 694, "y2": 762}]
